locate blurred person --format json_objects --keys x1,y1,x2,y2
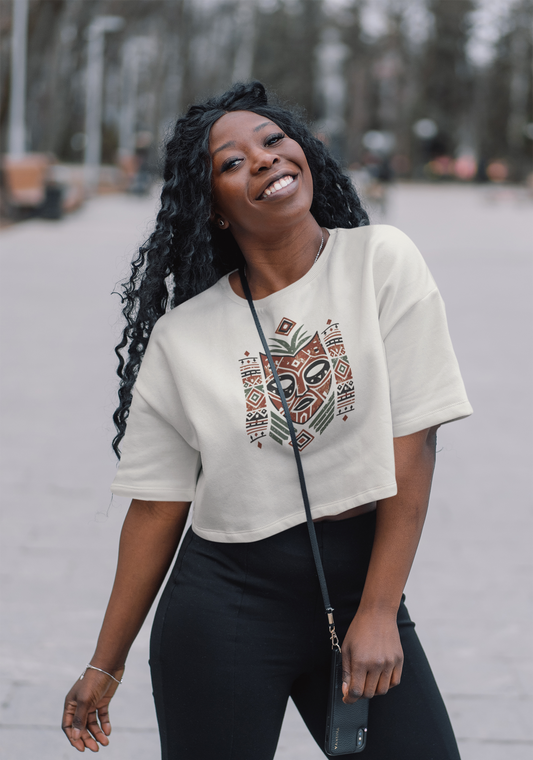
[
  {"x1": 61, "y1": 81, "x2": 472, "y2": 759},
  {"x1": 129, "y1": 131, "x2": 153, "y2": 195},
  {"x1": 360, "y1": 151, "x2": 392, "y2": 216}
]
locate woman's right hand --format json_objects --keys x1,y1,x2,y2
[{"x1": 62, "y1": 666, "x2": 124, "y2": 752}]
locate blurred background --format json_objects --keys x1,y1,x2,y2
[
  {"x1": 0, "y1": 1, "x2": 532, "y2": 759},
  {"x1": 0, "y1": 0, "x2": 532, "y2": 218}
]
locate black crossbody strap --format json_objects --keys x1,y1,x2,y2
[{"x1": 239, "y1": 268, "x2": 340, "y2": 651}]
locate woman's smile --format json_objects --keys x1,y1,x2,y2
[{"x1": 257, "y1": 172, "x2": 298, "y2": 200}]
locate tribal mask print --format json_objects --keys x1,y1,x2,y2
[{"x1": 260, "y1": 332, "x2": 332, "y2": 425}]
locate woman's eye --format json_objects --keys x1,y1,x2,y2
[
  {"x1": 265, "y1": 132, "x2": 284, "y2": 147},
  {"x1": 221, "y1": 157, "x2": 242, "y2": 172}
]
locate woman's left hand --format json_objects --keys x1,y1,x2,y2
[{"x1": 341, "y1": 607, "x2": 403, "y2": 703}]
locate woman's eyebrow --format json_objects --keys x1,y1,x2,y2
[
  {"x1": 253, "y1": 121, "x2": 275, "y2": 132},
  {"x1": 213, "y1": 140, "x2": 236, "y2": 156}
]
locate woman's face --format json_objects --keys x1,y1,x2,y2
[{"x1": 208, "y1": 110, "x2": 314, "y2": 238}]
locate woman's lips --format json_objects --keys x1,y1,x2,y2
[{"x1": 258, "y1": 174, "x2": 297, "y2": 200}]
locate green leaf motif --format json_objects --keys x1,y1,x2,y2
[
  {"x1": 269, "y1": 410, "x2": 289, "y2": 444},
  {"x1": 309, "y1": 392, "x2": 335, "y2": 434},
  {"x1": 269, "y1": 325, "x2": 310, "y2": 356}
]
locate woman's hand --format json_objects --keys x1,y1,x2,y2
[
  {"x1": 62, "y1": 667, "x2": 124, "y2": 752},
  {"x1": 341, "y1": 608, "x2": 403, "y2": 703}
]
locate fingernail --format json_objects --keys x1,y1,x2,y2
[
  {"x1": 342, "y1": 682, "x2": 348, "y2": 696},
  {"x1": 72, "y1": 728, "x2": 81, "y2": 740}
]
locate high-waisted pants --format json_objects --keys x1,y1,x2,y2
[{"x1": 150, "y1": 510, "x2": 461, "y2": 760}]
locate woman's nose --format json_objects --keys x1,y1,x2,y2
[{"x1": 252, "y1": 149, "x2": 279, "y2": 173}]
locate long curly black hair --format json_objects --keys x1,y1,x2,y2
[{"x1": 112, "y1": 81, "x2": 369, "y2": 458}]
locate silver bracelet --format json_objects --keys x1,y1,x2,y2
[{"x1": 79, "y1": 663, "x2": 123, "y2": 685}]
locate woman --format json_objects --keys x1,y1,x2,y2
[{"x1": 62, "y1": 82, "x2": 472, "y2": 758}]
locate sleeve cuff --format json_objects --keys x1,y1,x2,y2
[
  {"x1": 110, "y1": 483, "x2": 196, "y2": 501},
  {"x1": 392, "y1": 400, "x2": 473, "y2": 438}
]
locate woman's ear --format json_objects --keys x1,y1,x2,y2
[{"x1": 212, "y1": 214, "x2": 229, "y2": 230}]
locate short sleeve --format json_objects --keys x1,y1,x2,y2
[
  {"x1": 110, "y1": 319, "x2": 201, "y2": 501},
  {"x1": 384, "y1": 288, "x2": 473, "y2": 437},
  {"x1": 369, "y1": 226, "x2": 472, "y2": 436}
]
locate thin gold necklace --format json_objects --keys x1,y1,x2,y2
[
  {"x1": 314, "y1": 231, "x2": 325, "y2": 264},
  {"x1": 244, "y1": 230, "x2": 325, "y2": 281}
]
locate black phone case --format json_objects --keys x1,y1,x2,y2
[{"x1": 325, "y1": 649, "x2": 369, "y2": 755}]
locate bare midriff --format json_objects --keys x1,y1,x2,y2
[{"x1": 313, "y1": 501, "x2": 377, "y2": 523}]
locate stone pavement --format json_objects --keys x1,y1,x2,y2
[{"x1": 0, "y1": 183, "x2": 531, "y2": 759}]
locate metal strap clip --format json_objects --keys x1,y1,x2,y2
[{"x1": 327, "y1": 608, "x2": 341, "y2": 652}]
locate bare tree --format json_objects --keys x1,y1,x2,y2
[{"x1": 0, "y1": 0, "x2": 530, "y2": 180}]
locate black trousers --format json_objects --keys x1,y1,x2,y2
[{"x1": 150, "y1": 511, "x2": 461, "y2": 760}]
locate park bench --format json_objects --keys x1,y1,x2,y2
[{"x1": 1, "y1": 153, "x2": 77, "y2": 220}]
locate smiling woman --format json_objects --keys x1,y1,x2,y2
[{"x1": 61, "y1": 82, "x2": 472, "y2": 760}]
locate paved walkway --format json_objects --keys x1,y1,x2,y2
[{"x1": 1, "y1": 183, "x2": 531, "y2": 759}]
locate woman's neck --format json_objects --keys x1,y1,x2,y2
[{"x1": 229, "y1": 216, "x2": 328, "y2": 300}]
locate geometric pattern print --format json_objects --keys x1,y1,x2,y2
[
  {"x1": 321, "y1": 320, "x2": 355, "y2": 418},
  {"x1": 239, "y1": 317, "x2": 354, "y2": 450},
  {"x1": 275, "y1": 317, "x2": 297, "y2": 335},
  {"x1": 238, "y1": 354, "x2": 268, "y2": 444}
]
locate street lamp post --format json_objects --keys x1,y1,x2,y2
[
  {"x1": 315, "y1": 27, "x2": 349, "y2": 161},
  {"x1": 232, "y1": 0, "x2": 255, "y2": 82},
  {"x1": 119, "y1": 36, "x2": 155, "y2": 159},
  {"x1": 84, "y1": 15, "x2": 124, "y2": 195},
  {"x1": 8, "y1": 0, "x2": 29, "y2": 157}
]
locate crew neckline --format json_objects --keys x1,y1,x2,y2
[{"x1": 219, "y1": 227, "x2": 337, "y2": 308}]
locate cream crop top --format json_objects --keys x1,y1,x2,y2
[{"x1": 111, "y1": 225, "x2": 473, "y2": 542}]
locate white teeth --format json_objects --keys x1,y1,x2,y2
[{"x1": 261, "y1": 175, "x2": 294, "y2": 199}]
